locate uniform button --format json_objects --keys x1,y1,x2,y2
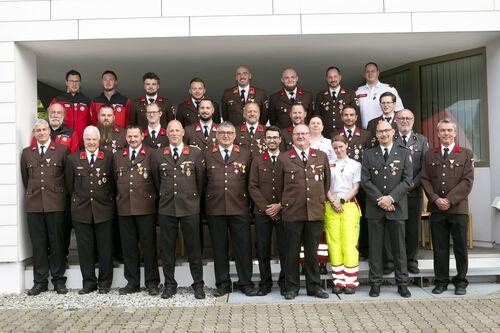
[
  {"x1": 225, "y1": 173, "x2": 228, "y2": 176},
  {"x1": 306, "y1": 178, "x2": 309, "y2": 181},
  {"x1": 225, "y1": 180, "x2": 228, "y2": 183},
  {"x1": 174, "y1": 168, "x2": 177, "y2": 171},
  {"x1": 442, "y1": 191, "x2": 445, "y2": 194},
  {"x1": 174, "y1": 183, "x2": 177, "y2": 186},
  {"x1": 304, "y1": 169, "x2": 307, "y2": 171},
  {"x1": 174, "y1": 175, "x2": 176, "y2": 178},
  {"x1": 442, "y1": 173, "x2": 446, "y2": 176},
  {"x1": 224, "y1": 188, "x2": 228, "y2": 191},
  {"x1": 174, "y1": 192, "x2": 177, "y2": 195},
  {"x1": 90, "y1": 174, "x2": 93, "y2": 176},
  {"x1": 130, "y1": 175, "x2": 133, "y2": 178},
  {"x1": 130, "y1": 182, "x2": 133, "y2": 185},
  {"x1": 130, "y1": 189, "x2": 133, "y2": 192},
  {"x1": 384, "y1": 176, "x2": 387, "y2": 179},
  {"x1": 272, "y1": 187, "x2": 275, "y2": 190},
  {"x1": 225, "y1": 166, "x2": 228, "y2": 168},
  {"x1": 383, "y1": 186, "x2": 387, "y2": 189},
  {"x1": 384, "y1": 167, "x2": 387, "y2": 169},
  {"x1": 130, "y1": 168, "x2": 133, "y2": 171},
  {"x1": 306, "y1": 188, "x2": 310, "y2": 191},
  {"x1": 442, "y1": 182, "x2": 445, "y2": 185},
  {"x1": 40, "y1": 172, "x2": 44, "y2": 175},
  {"x1": 41, "y1": 179, "x2": 44, "y2": 182},
  {"x1": 41, "y1": 187, "x2": 44, "y2": 190},
  {"x1": 307, "y1": 198, "x2": 310, "y2": 201},
  {"x1": 90, "y1": 198, "x2": 93, "y2": 201},
  {"x1": 90, "y1": 182, "x2": 93, "y2": 185},
  {"x1": 90, "y1": 190, "x2": 93, "y2": 193},
  {"x1": 272, "y1": 196, "x2": 276, "y2": 199}
]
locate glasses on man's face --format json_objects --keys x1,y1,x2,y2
[
  {"x1": 265, "y1": 136, "x2": 280, "y2": 140},
  {"x1": 217, "y1": 131, "x2": 235, "y2": 136},
  {"x1": 292, "y1": 132, "x2": 310, "y2": 137},
  {"x1": 67, "y1": 80, "x2": 80, "y2": 84},
  {"x1": 397, "y1": 117, "x2": 413, "y2": 121}
]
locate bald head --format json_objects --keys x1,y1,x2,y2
[
  {"x1": 166, "y1": 120, "x2": 184, "y2": 146},
  {"x1": 376, "y1": 120, "x2": 394, "y2": 147}
]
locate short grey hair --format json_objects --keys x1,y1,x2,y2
[
  {"x1": 437, "y1": 118, "x2": 457, "y2": 131},
  {"x1": 217, "y1": 121, "x2": 236, "y2": 132},
  {"x1": 83, "y1": 125, "x2": 100, "y2": 139},
  {"x1": 32, "y1": 119, "x2": 49, "y2": 131}
]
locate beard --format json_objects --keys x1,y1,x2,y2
[{"x1": 98, "y1": 122, "x2": 114, "y2": 145}]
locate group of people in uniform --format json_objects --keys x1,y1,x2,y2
[{"x1": 21, "y1": 63, "x2": 474, "y2": 300}]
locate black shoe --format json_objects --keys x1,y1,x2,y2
[
  {"x1": 455, "y1": 287, "x2": 467, "y2": 295},
  {"x1": 27, "y1": 284, "x2": 48, "y2": 296},
  {"x1": 194, "y1": 287, "x2": 206, "y2": 299},
  {"x1": 240, "y1": 286, "x2": 257, "y2": 297},
  {"x1": 307, "y1": 290, "x2": 329, "y2": 299},
  {"x1": 119, "y1": 285, "x2": 140, "y2": 295},
  {"x1": 408, "y1": 266, "x2": 420, "y2": 274},
  {"x1": 78, "y1": 285, "x2": 97, "y2": 295},
  {"x1": 98, "y1": 288, "x2": 110, "y2": 294},
  {"x1": 280, "y1": 287, "x2": 286, "y2": 296},
  {"x1": 257, "y1": 287, "x2": 271, "y2": 296},
  {"x1": 343, "y1": 287, "x2": 355, "y2": 295},
  {"x1": 332, "y1": 286, "x2": 344, "y2": 294},
  {"x1": 397, "y1": 286, "x2": 411, "y2": 298},
  {"x1": 284, "y1": 291, "x2": 297, "y2": 300},
  {"x1": 383, "y1": 266, "x2": 394, "y2": 275},
  {"x1": 147, "y1": 285, "x2": 159, "y2": 296},
  {"x1": 54, "y1": 284, "x2": 68, "y2": 295},
  {"x1": 213, "y1": 287, "x2": 231, "y2": 297},
  {"x1": 369, "y1": 285, "x2": 380, "y2": 297},
  {"x1": 161, "y1": 287, "x2": 177, "y2": 299},
  {"x1": 432, "y1": 285, "x2": 448, "y2": 294}
]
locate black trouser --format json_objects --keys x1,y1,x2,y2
[
  {"x1": 158, "y1": 214, "x2": 204, "y2": 289},
  {"x1": 27, "y1": 211, "x2": 67, "y2": 286},
  {"x1": 73, "y1": 220, "x2": 114, "y2": 289},
  {"x1": 118, "y1": 214, "x2": 160, "y2": 288},
  {"x1": 368, "y1": 218, "x2": 408, "y2": 286},
  {"x1": 254, "y1": 214, "x2": 286, "y2": 289},
  {"x1": 431, "y1": 213, "x2": 468, "y2": 288},
  {"x1": 356, "y1": 190, "x2": 369, "y2": 258},
  {"x1": 63, "y1": 196, "x2": 72, "y2": 258},
  {"x1": 284, "y1": 220, "x2": 324, "y2": 293},
  {"x1": 384, "y1": 191, "x2": 423, "y2": 269},
  {"x1": 207, "y1": 215, "x2": 254, "y2": 290}
]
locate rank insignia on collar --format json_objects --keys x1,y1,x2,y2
[
  {"x1": 97, "y1": 151, "x2": 104, "y2": 159},
  {"x1": 182, "y1": 146, "x2": 190, "y2": 155},
  {"x1": 122, "y1": 149, "x2": 128, "y2": 156},
  {"x1": 234, "y1": 145, "x2": 240, "y2": 153},
  {"x1": 289, "y1": 150, "x2": 297, "y2": 158},
  {"x1": 163, "y1": 147, "x2": 171, "y2": 155},
  {"x1": 139, "y1": 147, "x2": 147, "y2": 155},
  {"x1": 79, "y1": 152, "x2": 86, "y2": 160},
  {"x1": 310, "y1": 149, "x2": 317, "y2": 157}
]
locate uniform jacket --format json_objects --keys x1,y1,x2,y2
[
  {"x1": 52, "y1": 92, "x2": 92, "y2": 141},
  {"x1": 204, "y1": 144, "x2": 252, "y2": 215},
  {"x1": 184, "y1": 121, "x2": 218, "y2": 153},
  {"x1": 280, "y1": 126, "x2": 295, "y2": 152},
  {"x1": 235, "y1": 123, "x2": 267, "y2": 156},
  {"x1": 394, "y1": 132, "x2": 428, "y2": 197},
  {"x1": 278, "y1": 148, "x2": 331, "y2": 222},
  {"x1": 176, "y1": 98, "x2": 221, "y2": 127},
  {"x1": 221, "y1": 85, "x2": 268, "y2": 125},
  {"x1": 268, "y1": 88, "x2": 313, "y2": 129},
  {"x1": 143, "y1": 127, "x2": 169, "y2": 149},
  {"x1": 65, "y1": 150, "x2": 115, "y2": 223},
  {"x1": 91, "y1": 92, "x2": 131, "y2": 128},
  {"x1": 361, "y1": 145, "x2": 413, "y2": 220},
  {"x1": 113, "y1": 146, "x2": 157, "y2": 216},
  {"x1": 130, "y1": 95, "x2": 175, "y2": 130},
  {"x1": 421, "y1": 145, "x2": 474, "y2": 214},
  {"x1": 21, "y1": 141, "x2": 68, "y2": 213},
  {"x1": 314, "y1": 87, "x2": 357, "y2": 139},
  {"x1": 99, "y1": 126, "x2": 126, "y2": 154},
  {"x1": 248, "y1": 150, "x2": 283, "y2": 215},
  {"x1": 332, "y1": 127, "x2": 373, "y2": 163},
  {"x1": 152, "y1": 145, "x2": 205, "y2": 217}
]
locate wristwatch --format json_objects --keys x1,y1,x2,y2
[{"x1": 340, "y1": 198, "x2": 346, "y2": 205}]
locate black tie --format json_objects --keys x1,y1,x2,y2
[
  {"x1": 240, "y1": 90, "x2": 246, "y2": 104},
  {"x1": 443, "y1": 147, "x2": 449, "y2": 160},
  {"x1": 332, "y1": 91, "x2": 337, "y2": 100},
  {"x1": 40, "y1": 145, "x2": 45, "y2": 157},
  {"x1": 385, "y1": 117, "x2": 392, "y2": 123},
  {"x1": 195, "y1": 101, "x2": 199, "y2": 109},
  {"x1": 203, "y1": 125, "x2": 209, "y2": 138},
  {"x1": 249, "y1": 126, "x2": 255, "y2": 136},
  {"x1": 173, "y1": 147, "x2": 179, "y2": 162},
  {"x1": 347, "y1": 129, "x2": 352, "y2": 140},
  {"x1": 148, "y1": 98, "x2": 154, "y2": 104},
  {"x1": 271, "y1": 155, "x2": 276, "y2": 165},
  {"x1": 131, "y1": 150, "x2": 136, "y2": 161},
  {"x1": 289, "y1": 91, "x2": 295, "y2": 104},
  {"x1": 383, "y1": 148, "x2": 389, "y2": 162},
  {"x1": 151, "y1": 129, "x2": 156, "y2": 140},
  {"x1": 301, "y1": 151, "x2": 307, "y2": 165},
  {"x1": 402, "y1": 135, "x2": 407, "y2": 146},
  {"x1": 224, "y1": 149, "x2": 230, "y2": 164},
  {"x1": 90, "y1": 153, "x2": 95, "y2": 165}
]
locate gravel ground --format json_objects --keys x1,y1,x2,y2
[{"x1": 0, "y1": 287, "x2": 216, "y2": 309}]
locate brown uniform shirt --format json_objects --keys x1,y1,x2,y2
[
  {"x1": 204, "y1": 144, "x2": 252, "y2": 215},
  {"x1": 65, "y1": 150, "x2": 115, "y2": 223},
  {"x1": 21, "y1": 142, "x2": 68, "y2": 213},
  {"x1": 176, "y1": 98, "x2": 221, "y2": 128},
  {"x1": 268, "y1": 88, "x2": 314, "y2": 129},
  {"x1": 100, "y1": 126, "x2": 127, "y2": 154},
  {"x1": 113, "y1": 146, "x2": 157, "y2": 216},
  {"x1": 184, "y1": 121, "x2": 218, "y2": 153},
  {"x1": 235, "y1": 123, "x2": 267, "y2": 156},
  {"x1": 130, "y1": 95, "x2": 175, "y2": 130},
  {"x1": 248, "y1": 150, "x2": 283, "y2": 215},
  {"x1": 152, "y1": 145, "x2": 205, "y2": 217},
  {"x1": 221, "y1": 86, "x2": 268, "y2": 125},
  {"x1": 332, "y1": 127, "x2": 373, "y2": 163},
  {"x1": 315, "y1": 87, "x2": 357, "y2": 139},
  {"x1": 278, "y1": 148, "x2": 331, "y2": 222},
  {"x1": 143, "y1": 127, "x2": 169, "y2": 150},
  {"x1": 421, "y1": 145, "x2": 474, "y2": 215}
]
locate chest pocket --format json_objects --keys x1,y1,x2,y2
[{"x1": 51, "y1": 161, "x2": 63, "y2": 176}]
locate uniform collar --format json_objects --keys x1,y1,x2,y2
[
  {"x1": 441, "y1": 143, "x2": 455, "y2": 155},
  {"x1": 37, "y1": 138, "x2": 51, "y2": 151},
  {"x1": 129, "y1": 145, "x2": 142, "y2": 156},
  {"x1": 380, "y1": 143, "x2": 393, "y2": 154}
]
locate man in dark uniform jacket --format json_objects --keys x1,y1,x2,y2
[
  {"x1": 65, "y1": 126, "x2": 115, "y2": 294},
  {"x1": 421, "y1": 118, "x2": 474, "y2": 296},
  {"x1": 21, "y1": 119, "x2": 69, "y2": 296},
  {"x1": 113, "y1": 126, "x2": 160, "y2": 296},
  {"x1": 384, "y1": 109, "x2": 428, "y2": 274},
  {"x1": 97, "y1": 104, "x2": 127, "y2": 154},
  {"x1": 142, "y1": 102, "x2": 169, "y2": 149},
  {"x1": 279, "y1": 124, "x2": 331, "y2": 300},
  {"x1": 235, "y1": 102, "x2": 267, "y2": 156},
  {"x1": 366, "y1": 92, "x2": 399, "y2": 143},
  {"x1": 176, "y1": 77, "x2": 220, "y2": 127},
  {"x1": 152, "y1": 120, "x2": 206, "y2": 300},
  {"x1": 315, "y1": 66, "x2": 357, "y2": 139},
  {"x1": 184, "y1": 99, "x2": 218, "y2": 153},
  {"x1": 248, "y1": 126, "x2": 286, "y2": 296},
  {"x1": 221, "y1": 65, "x2": 268, "y2": 125},
  {"x1": 361, "y1": 121, "x2": 413, "y2": 298},
  {"x1": 332, "y1": 106, "x2": 373, "y2": 258},
  {"x1": 130, "y1": 72, "x2": 175, "y2": 130},
  {"x1": 281, "y1": 103, "x2": 308, "y2": 151},
  {"x1": 205, "y1": 121, "x2": 256, "y2": 297},
  {"x1": 51, "y1": 69, "x2": 92, "y2": 141},
  {"x1": 91, "y1": 70, "x2": 131, "y2": 128},
  {"x1": 269, "y1": 67, "x2": 313, "y2": 129}
]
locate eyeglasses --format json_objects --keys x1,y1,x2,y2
[
  {"x1": 217, "y1": 131, "x2": 235, "y2": 136},
  {"x1": 67, "y1": 80, "x2": 80, "y2": 84},
  {"x1": 292, "y1": 132, "x2": 310, "y2": 137},
  {"x1": 397, "y1": 117, "x2": 413, "y2": 121}
]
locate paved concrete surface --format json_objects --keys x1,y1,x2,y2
[{"x1": 1, "y1": 284, "x2": 500, "y2": 332}]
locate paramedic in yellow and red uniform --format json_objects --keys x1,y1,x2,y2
[{"x1": 324, "y1": 135, "x2": 362, "y2": 295}]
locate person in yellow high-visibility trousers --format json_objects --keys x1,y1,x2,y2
[{"x1": 324, "y1": 135, "x2": 362, "y2": 294}]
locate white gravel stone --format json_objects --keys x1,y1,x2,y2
[{"x1": 0, "y1": 287, "x2": 216, "y2": 309}]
